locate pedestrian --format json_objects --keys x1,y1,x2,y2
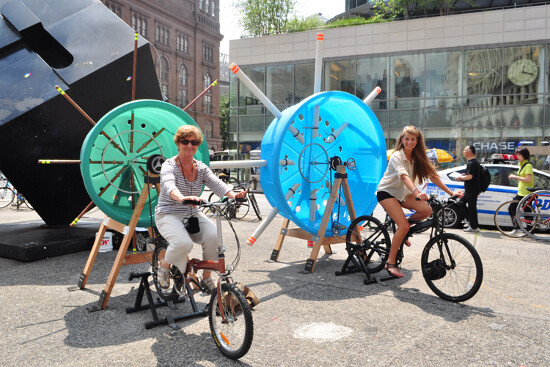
[
  {"x1": 376, "y1": 126, "x2": 461, "y2": 278},
  {"x1": 456, "y1": 145, "x2": 481, "y2": 233},
  {"x1": 507, "y1": 147, "x2": 534, "y2": 236}
]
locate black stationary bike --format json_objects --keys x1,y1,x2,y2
[{"x1": 338, "y1": 195, "x2": 483, "y2": 302}]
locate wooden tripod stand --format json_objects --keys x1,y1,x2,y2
[
  {"x1": 73, "y1": 173, "x2": 160, "y2": 311},
  {"x1": 269, "y1": 165, "x2": 357, "y2": 273}
]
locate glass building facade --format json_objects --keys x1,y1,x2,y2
[{"x1": 229, "y1": 42, "x2": 550, "y2": 168}]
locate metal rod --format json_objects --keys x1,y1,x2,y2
[
  {"x1": 38, "y1": 159, "x2": 81, "y2": 164},
  {"x1": 210, "y1": 160, "x2": 268, "y2": 169},
  {"x1": 246, "y1": 183, "x2": 300, "y2": 246},
  {"x1": 70, "y1": 201, "x2": 96, "y2": 227},
  {"x1": 363, "y1": 86, "x2": 382, "y2": 105},
  {"x1": 313, "y1": 33, "x2": 324, "y2": 94},
  {"x1": 229, "y1": 63, "x2": 282, "y2": 119},
  {"x1": 183, "y1": 79, "x2": 218, "y2": 111},
  {"x1": 54, "y1": 85, "x2": 96, "y2": 126}
]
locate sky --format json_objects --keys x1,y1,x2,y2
[{"x1": 220, "y1": 1, "x2": 346, "y2": 54}]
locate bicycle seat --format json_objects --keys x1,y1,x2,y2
[
  {"x1": 409, "y1": 218, "x2": 433, "y2": 232},
  {"x1": 527, "y1": 187, "x2": 544, "y2": 193}
]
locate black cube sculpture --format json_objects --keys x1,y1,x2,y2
[{"x1": 0, "y1": 0, "x2": 162, "y2": 226}]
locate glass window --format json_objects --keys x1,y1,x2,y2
[
  {"x1": 203, "y1": 44, "x2": 213, "y2": 62},
  {"x1": 204, "y1": 72, "x2": 212, "y2": 90},
  {"x1": 501, "y1": 105, "x2": 543, "y2": 138},
  {"x1": 464, "y1": 48, "x2": 502, "y2": 96},
  {"x1": 425, "y1": 104, "x2": 461, "y2": 129},
  {"x1": 204, "y1": 121, "x2": 213, "y2": 138},
  {"x1": 425, "y1": 51, "x2": 460, "y2": 98},
  {"x1": 266, "y1": 64, "x2": 294, "y2": 106},
  {"x1": 177, "y1": 34, "x2": 189, "y2": 53},
  {"x1": 503, "y1": 45, "x2": 541, "y2": 102},
  {"x1": 391, "y1": 54, "x2": 425, "y2": 99},
  {"x1": 211, "y1": 1, "x2": 216, "y2": 17},
  {"x1": 159, "y1": 57, "x2": 169, "y2": 81},
  {"x1": 178, "y1": 64, "x2": 188, "y2": 87},
  {"x1": 324, "y1": 60, "x2": 355, "y2": 94},
  {"x1": 357, "y1": 56, "x2": 388, "y2": 107},
  {"x1": 534, "y1": 172, "x2": 550, "y2": 190},
  {"x1": 204, "y1": 94, "x2": 212, "y2": 114},
  {"x1": 178, "y1": 89, "x2": 188, "y2": 109},
  {"x1": 239, "y1": 67, "x2": 265, "y2": 114},
  {"x1": 239, "y1": 115, "x2": 265, "y2": 132},
  {"x1": 389, "y1": 109, "x2": 423, "y2": 130},
  {"x1": 294, "y1": 63, "x2": 314, "y2": 103},
  {"x1": 132, "y1": 13, "x2": 147, "y2": 37}
]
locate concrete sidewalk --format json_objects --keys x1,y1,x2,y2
[{"x1": 0, "y1": 195, "x2": 549, "y2": 366}]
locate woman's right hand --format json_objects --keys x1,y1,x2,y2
[
  {"x1": 416, "y1": 192, "x2": 429, "y2": 201},
  {"x1": 181, "y1": 196, "x2": 203, "y2": 208}
]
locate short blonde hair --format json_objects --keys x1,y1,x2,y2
[{"x1": 174, "y1": 125, "x2": 203, "y2": 145}]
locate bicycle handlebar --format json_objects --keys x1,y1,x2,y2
[{"x1": 182, "y1": 197, "x2": 246, "y2": 208}]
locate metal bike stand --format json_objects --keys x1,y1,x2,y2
[{"x1": 125, "y1": 271, "x2": 208, "y2": 330}]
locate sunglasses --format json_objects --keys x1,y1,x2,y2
[{"x1": 180, "y1": 139, "x2": 200, "y2": 146}]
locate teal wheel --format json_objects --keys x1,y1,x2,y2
[{"x1": 80, "y1": 99, "x2": 210, "y2": 227}]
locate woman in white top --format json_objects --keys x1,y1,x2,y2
[
  {"x1": 155, "y1": 125, "x2": 246, "y2": 293},
  {"x1": 377, "y1": 126, "x2": 460, "y2": 278}
]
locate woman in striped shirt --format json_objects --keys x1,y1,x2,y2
[{"x1": 155, "y1": 125, "x2": 246, "y2": 293}]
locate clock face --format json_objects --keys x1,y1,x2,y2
[{"x1": 508, "y1": 59, "x2": 538, "y2": 86}]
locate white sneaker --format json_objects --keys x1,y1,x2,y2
[
  {"x1": 158, "y1": 266, "x2": 170, "y2": 289},
  {"x1": 510, "y1": 229, "x2": 526, "y2": 237}
]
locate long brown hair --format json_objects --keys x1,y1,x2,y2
[{"x1": 394, "y1": 125, "x2": 438, "y2": 183}]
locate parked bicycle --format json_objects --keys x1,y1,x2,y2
[
  {"x1": 0, "y1": 182, "x2": 33, "y2": 210},
  {"x1": 151, "y1": 198, "x2": 254, "y2": 360},
  {"x1": 512, "y1": 187, "x2": 550, "y2": 241},
  {"x1": 205, "y1": 178, "x2": 262, "y2": 220},
  {"x1": 338, "y1": 194, "x2": 483, "y2": 303},
  {"x1": 493, "y1": 188, "x2": 539, "y2": 238}
]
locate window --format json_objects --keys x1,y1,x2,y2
[
  {"x1": 204, "y1": 95, "x2": 212, "y2": 114},
  {"x1": 200, "y1": 0, "x2": 204, "y2": 11},
  {"x1": 132, "y1": 13, "x2": 147, "y2": 37},
  {"x1": 211, "y1": 1, "x2": 216, "y2": 17},
  {"x1": 178, "y1": 89, "x2": 188, "y2": 109},
  {"x1": 159, "y1": 57, "x2": 169, "y2": 81},
  {"x1": 156, "y1": 24, "x2": 170, "y2": 46},
  {"x1": 177, "y1": 34, "x2": 189, "y2": 53},
  {"x1": 391, "y1": 54, "x2": 425, "y2": 99},
  {"x1": 160, "y1": 84, "x2": 168, "y2": 99},
  {"x1": 204, "y1": 72, "x2": 212, "y2": 89},
  {"x1": 178, "y1": 64, "x2": 188, "y2": 87},
  {"x1": 103, "y1": 1, "x2": 122, "y2": 17},
  {"x1": 204, "y1": 121, "x2": 213, "y2": 138},
  {"x1": 203, "y1": 44, "x2": 213, "y2": 62}
]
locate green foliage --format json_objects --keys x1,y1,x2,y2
[
  {"x1": 286, "y1": 15, "x2": 325, "y2": 33},
  {"x1": 324, "y1": 16, "x2": 387, "y2": 29},
  {"x1": 235, "y1": 0, "x2": 296, "y2": 37},
  {"x1": 373, "y1": 0, "x2": 416, "y2": 19},
  {"x1": 219, "y1": 94, "x2": 230, "y2": 150}
]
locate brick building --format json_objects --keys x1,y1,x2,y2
[{"x1": 101, "y1": 0, "x2": 223, "y2": 151}]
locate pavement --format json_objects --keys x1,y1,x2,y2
[{"x1": 1, "y1": 193, "x2": 549, "y2": 366}]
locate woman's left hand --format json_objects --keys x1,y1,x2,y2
[{"x1": 417, "y1": 192, "x2": 429, "y2": 201}]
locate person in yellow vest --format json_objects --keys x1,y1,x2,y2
[{"x1": 507, "y1": 147, "x2": 534, "y2": 237}]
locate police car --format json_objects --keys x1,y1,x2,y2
[{"x1": 423, "y1": 155, "x2": 550, "y2": 228}]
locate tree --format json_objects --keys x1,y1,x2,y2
[
  {"x1": 373, "y1": 0, "x2": 419, "y2": 20},
  {"x1": 219, "y1": 94, "x2": 230, "y2": 150},
  {"x1": 235, "y1": 0, "x2": 296, "y2": 37}
]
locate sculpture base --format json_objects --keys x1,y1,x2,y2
[{"x1": 0, "y1": 220, "x2": 100, "y2": 261}]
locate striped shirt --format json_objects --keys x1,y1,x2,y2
[{"x1": 155, "y1": 157, "x2": 230, "y2": 217}]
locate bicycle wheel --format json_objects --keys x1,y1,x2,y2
[
  {"x1": 345, "y1": 215, "x2": 390, "y2": 275},
  {"x1": 23, "y1": 197, "x2": 34, "y2": 210},
  {"x1": 152, "y1": 240, "x2": 180, "y2": 302},
  {"x1": 208, "y1": 283, "x2": 254, "y2": 360},
  {"x1": 421, "y1": 233, "x2": 483, "y2": 302},
  {"x1": 516, "y1": 190, "x2": 550, "y2": 241},
  {"x1": 0, "y1": 187, "x2": 15, "y2": 208},
  {"x1": 494, "y1": 200, "x2": 519, "y2": 237},
  {"x1": 248, "y1": 192, "x2": 262, "y2": 220}
]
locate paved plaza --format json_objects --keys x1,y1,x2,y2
[{"x1": 1, "y1": 193, "x2": 549, "y2": 366}]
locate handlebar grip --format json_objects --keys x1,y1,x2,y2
[
  {"x1": 182, "y1": 199, "x2": 203, "y2": 205},
  {"x1": 235, "y1": 197, "x2": 247, "y2": 203}
]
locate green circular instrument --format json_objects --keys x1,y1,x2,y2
[{"x1": 80, "y1": 99, "x2": 210, "y2": 227}]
